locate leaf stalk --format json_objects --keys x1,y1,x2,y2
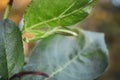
[{"x1": 24, "y1": 27, "x2": 78, "y2": 42}]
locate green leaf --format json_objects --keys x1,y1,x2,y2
[
  {"x1": 0, "y1": 19, "x2": 24, "y2": 79},
  {"x1": 23, "y1": 0, "x2": 94, "y2": 31},
  {"x1": 23, "y1": 30, "x2": 108, "y2": 80}
]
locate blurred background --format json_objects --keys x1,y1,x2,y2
[
  {"x1": 78, "y1": 0, "x2": 120, "y2": 80},
  {"x1": 0, "y1": 0, "x2": 120, "y2": 80}
]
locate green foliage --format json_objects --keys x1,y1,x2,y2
[
  {"x1": 23, "y1": 0, "x2": 89, "y2": 30},
  {"x1": 22, "y1": 0, "x2": 97, "y2": 42},
  {"x1": 0, "y1": 0, "x2": 108, "y2": 80},
  {"x1": 0, "y1": 19, "x2": 24, "y2": 79},
  {"x1": 22, "y1": 30, "x2": 108, "y2": 80}
]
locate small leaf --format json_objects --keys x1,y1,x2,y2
[
  {"x1": 23, "y1": 0, "x2": 95, "y2": 31},
  {"x1": 0, "y1": 19, "x2": 24, "y2": 79},
  {"x1": 23, "y1": 30, "x2": 108, "y2": 80}
]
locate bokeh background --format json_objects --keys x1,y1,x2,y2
[
  {"x1": 0, "y1": 0, "x2": 120, "y2": 80},
  {"x1": 78, "y1": 0, "x2": 120, "y2": 80}
]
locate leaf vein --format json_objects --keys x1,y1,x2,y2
[{"x1": 27, "y1": 7, "x2": 85, "y2": 30}]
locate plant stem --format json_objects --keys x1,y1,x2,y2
[
  {"x1": 8, "y1": 71, "x2": 49, "y2": 80},
  {"x1": 24, "y1": 27, "x2": 78, "y2": 42},
  {"x1": 3, "y1": 0, "x2": 14, "y2": 19},
  {"x1": 56, "y1": 29, "x2": 78, "y2": 36}
]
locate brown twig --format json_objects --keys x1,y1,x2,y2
[{"x1": 9, "y1": 71, "x2": 49, "y2": 80}]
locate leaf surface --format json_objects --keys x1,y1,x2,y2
[
  {"x1": 23, "y1": 30, "x2": 108, "y2": 80},
  {"x1": 0, "y1": 19, "x2": 24, "y2": 79},
  {"x1": 23, "y1": 0, "x2": 93, "y2": 31}
]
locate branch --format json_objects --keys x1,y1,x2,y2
[
  {"x1": 8, "y1": 71, "x2": 49, "y2": 80},
  {"x1": 3, "y1": 0, "x2": 14, "y2": 19}
]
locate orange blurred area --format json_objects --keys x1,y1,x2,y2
[
  {"x1": 0, "y1": 0, "x2": 7, "y2": 10},
  {"x1": 22, "y1": 32, "x2": 36, "y2": 56}
]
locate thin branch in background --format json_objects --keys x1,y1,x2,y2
[{"x1": 3, "y1": 0, "x2": 14, "y2": 19}]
